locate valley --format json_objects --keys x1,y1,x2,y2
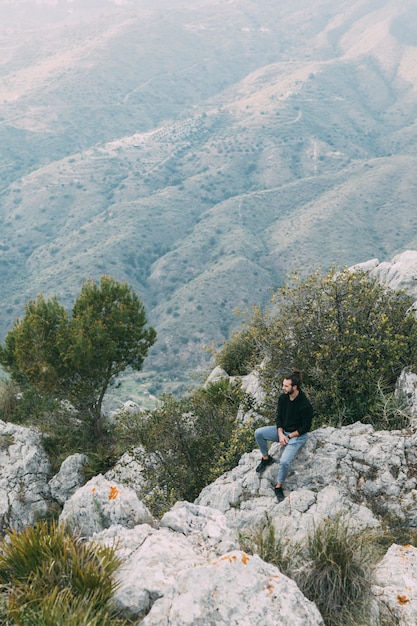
[{"x1": 1, "y1": 0, "x2": 417, "y2": 404}]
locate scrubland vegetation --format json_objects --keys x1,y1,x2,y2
[{"x1": 0, "y1": 268, "x2": 416, "y2": 624}]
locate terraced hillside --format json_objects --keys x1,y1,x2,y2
[{"x1": 1, "y1": 0, "x2": 417, "y2": 402}]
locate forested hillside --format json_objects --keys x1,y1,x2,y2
[{"x1": 1, "y1": 0, "x2": 417, "y2": 400}]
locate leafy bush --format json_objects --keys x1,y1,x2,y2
[
  {"x1": 114, "y1": 378, "x2": 246, "y2": 517},
  {"x1": 215, "y1": 328, "x2": 258, "y2": 375},
  {"x1": 0, "y1": 520, "x2": 131, "y2": 625},
  {"x1": 0, "y1": 379, "x2": 19, "y2": 421},
  {"x1": 223, "y1": 268, "x2": 417, "y2": 426}
]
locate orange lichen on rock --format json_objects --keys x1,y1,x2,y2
[
  {"x1": 108, "y1": 486, "x2": 119, "y2": 500},
  {"x1": 212, "y1": 552, "x2": 252, "y2": 566},
  {"x1": 266, "y1": 576, "x2": 281, "y2": 595},
  {"x1": 397, "y1": 594, "x2": 410, "y2": 605}
]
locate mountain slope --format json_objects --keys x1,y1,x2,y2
[{"x1": 1, "y1": 0, "x2": 417, "y2": 400}]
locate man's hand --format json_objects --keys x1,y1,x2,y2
[{"x1": 278, "y1": 431, "x2": 289, "y2": 446}]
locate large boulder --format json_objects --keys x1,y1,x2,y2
[
  {"x1": 48, "y1": 453, "x2": 88, "y2": 505},
  {"x1": 0, "y1": 419, "x2": 51, "y2": 532},
  {"x1": 93, "y1": 503, "x2": 324, "y2": 625},
  {"x1": 59, "y1": 474, "x2": 155, "y2": 536},
  {"x1": 351, "y1": 250, "x2": 417, "y2": 300},
  {"x1": 373, "y1": 544, "x2": 417, "y2": 626}
]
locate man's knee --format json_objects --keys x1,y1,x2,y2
[{"x1": 254, "y1": 427, "x2": 263, "y2": 442}]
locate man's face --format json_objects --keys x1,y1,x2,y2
[{"x1": 282, "y1": 379, "x2": 294, "y2": 395}]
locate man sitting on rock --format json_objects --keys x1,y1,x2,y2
[{"x1": 254, "y1": 370, "x2": 313, "y2": 502}]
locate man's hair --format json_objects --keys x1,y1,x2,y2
[{"x1": 284, "y1": 369, "x2": 302, "y2": 389}]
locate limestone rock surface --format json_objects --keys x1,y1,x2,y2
[{"x1": 0, "y1": 419, "x2": 51, "y2": 532}]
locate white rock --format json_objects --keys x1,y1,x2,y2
[
  {"x1": 59, "y1": 474, "x2": 155, "y2": 536},
  {"x1": 396, "y1": 368, "x2": 417, "y2": 422},
  {"x1": 204, "y1": 366, "x2": 229, "y2": 385},
  {"x1": 373, "y1": 544, "x2": 417, "y2": 626},
  {"x1": 369, "y1": 251, "x2": 417, "y2": 299},
  {"x1": 0, "y1": 419, "x2": 51, "y2": 532},
  {"x1": 139, "y1": 550, "x2": 324, "y2": 626},
  {"x1": 105, "y1": 447, "x2": 147, "y2": 495},
  {"x1": 49, "y1": 453, "x2": 88, "y2": 505}
]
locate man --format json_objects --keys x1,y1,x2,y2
[{"x1": 254, "y1": 370, "x2": 313, "y2": 502}]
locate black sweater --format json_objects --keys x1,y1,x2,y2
[{"x1": 275, "y1": 390, "x2": 313, "y2": 436}]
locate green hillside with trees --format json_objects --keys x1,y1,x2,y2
[{"x1": 1, "y1": 0, "x2": 417, "y2": 399}]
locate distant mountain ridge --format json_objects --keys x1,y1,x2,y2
[{"x1": 1, "y1": 0, "x2": 417, "y2": 399}]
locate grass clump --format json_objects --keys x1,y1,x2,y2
[
  {"x1": 240, "y1": 513, "x2": 391, "y2": 626},
  {"x1": 300, "y1": 516, "x2": 376, "y2": 626},
  {"x1": 238, "y1": 513, "x2": 299, "y2": 575},
  {"x1": 0, "y1": 520, "x2": 132, "y2": 625}
]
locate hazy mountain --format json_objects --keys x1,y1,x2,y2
[{"x1": 1, "y1": 0, "x2": 417, "y2": 402}]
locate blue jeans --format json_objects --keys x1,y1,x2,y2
[{"x1": 254, "y1": 425, "x2": 308, "y2": 484}]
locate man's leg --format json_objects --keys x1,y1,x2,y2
[
  {"x1": 254, "y1": 425, "x2": 278, "y2": 472},
  {"x1": 276, "y1": 433, "x2": 308, "y2": 486},
  {"x1": 254, "y1": 425, "x2": 279, "y2": 456}
]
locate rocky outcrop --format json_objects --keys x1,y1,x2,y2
[
  {"x1": 48, "y1": 421, "x2": 412, "y2": 625},
  {"x1": 48, "y1": 452, "x2": 88, "y2": 505},
  {"x1": 5, "y1": 251, "x2": 417, "y2": 622},
  {"x1": 59, "y1": 474, "x2": 155, "y2": 536},
  {"x1": 0, "y1": 419, "x2": 51, "y2": 532},
  {"x1": 196, "y1": 422, "x2": 417, "y2": 533},
  {"x1": 351, "y1": 250, "x2": 417, "y2": 300},
  {"x1": 93, "y1": 502, "x2": 324, "y2": 625}
]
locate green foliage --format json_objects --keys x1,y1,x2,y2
[
  {"x1": 0, "y1": 379, "x2": 19, "y2": 421},
  {"x1": 367, "y1": 379, "x2": 411, "y2": 431},
  {"x1": 226, "y1": 268, "x2": 417, "y2": 426},
  {"x1": 300, "y1": 516, "x2": 375, "y2": 626},
  {"x1": 114, "y1": 378, "x2": 245, "y2": 517},
  {"x1": 209, "y1": 413, "x2": 267, "y2": 482},
  {"x1": 0, "y1": 520, "x2": 131, "y2": 625},
  {"x1": 63, "y1": 276, "x2": 156, "y2": 420},
  {"x1": 238, "y1": 513, "x2": 299, "y2": 575},
  {"x1": 0, "y1": 276, "x2": 156, "y2": 441},
  {"x1": 0, "y1": 295, "x2": 68, "y2": 393},
  {"x1": 214, "y1": 327, "x2": 259, "y2": 375}
]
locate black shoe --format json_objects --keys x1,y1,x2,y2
[
  {"x1": 256, "y1": 456, "x2": 274, "y2": 473},
  {"x1": 274, "y1": 486, "x2": 285, "y2": 502}
]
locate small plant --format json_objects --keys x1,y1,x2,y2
[
  {"x1": 295, "y1": 515, "x2": 380, "y2": 626},
  {"x1": 0, "y1": 520, "x2": 132, "y2": 625},
  {"x1": 0, "y1": 379, "x2": 19, "y2": 421},
  {"x1": 238, "y1": 513, "x2": 299, "y2": 576},
  {"x1": 0, "y1": 433, "x2": 15, "y2": 451},
  {"x1": 240, "y1": 513, "x2": 393, "y2": 626},
  {"x1": 365, "y1": 379, "x2": 411, "y2": 431},
  {"x1": 215, "y1": 329, "x2": 258, "y2": 375},
  {"x1": 209, "y1": 414, "x2": 267, "y2": 482}
]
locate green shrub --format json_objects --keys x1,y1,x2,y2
[
  {"x1": 366, "y1": 379, "x2": 412, "y2": 431},
  {"x1": 209, "y1": 413, "x2": 267, "y2": 482},
  {"x1": 0, "y1": 520, "x2": 131, "y2": 625},
  {"x1": 215, "y1": 328, "x2": 258, "y2": 375},
  {"x1": 222, "y1": 268, "x2": 417, "y2": 427},
  {"x1": 114, "y1": 379, "x2": 245, "y2": 517},
  {"x1": 0, "y1": 379, "x2": 19, "y2": 421},
  {"x1": 238, "y1": 513, "x2": 300, "y2": 575}
]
